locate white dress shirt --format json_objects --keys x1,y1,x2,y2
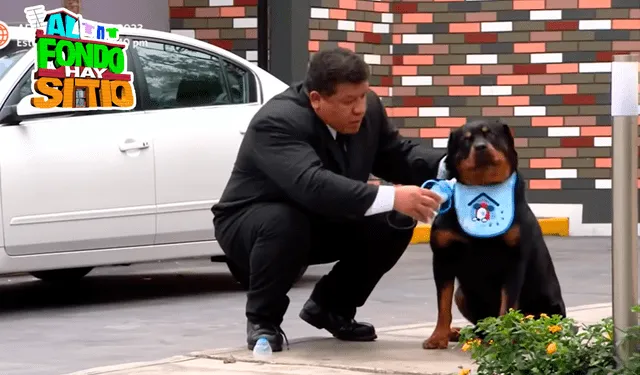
[
  {"x1": 326, "y1": 126, "x2": 395, "y2": 216},
  {"x1": 326, "y1": 125, "x2": 449, "y2": 217}
]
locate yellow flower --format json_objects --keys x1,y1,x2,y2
[
  {"x1": 474, "y1": 338, "x2": 482, "y2": 345},
  {"x1": 462, "y1": 342, "x2": 472, "y2": 352},
  {"x1": 525, "y1": 315, "x2": 535, "y2": 320},
  {"x1": 459, "y1": 369, "x2": 471, "y2": 375},
  {"x1": 540, "y1": 313, "x2": 549, "y2": 319},
  {"x1": 488, "y1": 339, "x2": 494, "y2": 345},
  {"x1": 546, "y1": 342, "x2": 557, "y2": 355},
  {"x1": 548, "y1": 325, "x2": 562, "y2": 334},
  {"x1": 605, "y1": 331, "x2": 612, "y2": 340}
]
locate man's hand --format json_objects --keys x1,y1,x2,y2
[{"x1": 393, "y1": 185, "x2": 443, "y2": 223}]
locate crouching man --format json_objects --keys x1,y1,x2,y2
[{"x1": 212, "y1": 47, "x2": 449, "y2": 351}]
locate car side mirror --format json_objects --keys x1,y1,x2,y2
[
  {"x1": 0, "y1": 104, "x2": 20, "y2": 125},
  {"x1": 0, "y1": 96, "x2": 71, "y2": 125},
  {"x1": 0, "y1": 96, "x2": 44, "y2": 125}
]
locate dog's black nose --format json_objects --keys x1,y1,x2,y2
[{"x1": 474, "y1": 142, "x2": 487, "y2": 151}]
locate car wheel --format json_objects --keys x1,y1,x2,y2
[
  {"x1": 226, "y1": 260, "x2": 308, "y2": 290},
  {"x1": 30, "y1": 267, "x2": 93, "y2": 283}
]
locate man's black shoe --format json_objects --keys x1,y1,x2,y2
[
  {"x1": 299, "y1": 299, "x2": 377, "y2": 341},
  {"x1": 246, "y1": 321, "x2": 285, "y2": 352}
]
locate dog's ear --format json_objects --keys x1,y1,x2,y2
[
  {"x1": 445, "y1": 127, "x2": 462, "y2": 179},
  {"x1": 501, "y1": 122, "x2": 518, "y2": 170}
]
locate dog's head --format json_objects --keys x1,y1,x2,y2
[{"x1": 445, "y1": 119, "x2": 518, "y2": 186}]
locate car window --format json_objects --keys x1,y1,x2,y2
[
  {"x1": 133, "y1": 40, "x2": 230, "y2": 110},
  {"x1": 15, "y1": 74, "x2": 32, "y2": 103},
  {"x1": 0, "y1": 41, "x2": 30, "y2": 81},
  {"x1": 223, "y1": 61, "x2": 251, "y2": 104},
  {"x1": 2, "y1": 71, "x2": 33, "y2": 109}
]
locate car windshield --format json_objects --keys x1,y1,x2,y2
[{"x1": 0, "y1": 41, "x2": 30, "y2": 81}]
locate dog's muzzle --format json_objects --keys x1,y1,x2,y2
[{"x1": 473, "y1": 142, "x2": 491, "y2": 166}]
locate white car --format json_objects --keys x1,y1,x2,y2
[{"x1": 0, "y1": 26, "x2": 288, "y2": 284}]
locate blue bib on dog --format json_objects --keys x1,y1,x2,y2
[{"x1": 452, "y1": 172, "x2": 517, "y2": 238}]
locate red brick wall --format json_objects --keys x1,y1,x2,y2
[
  {"x1": 169, "y1": 0, "x2": 258, "y2": 63},
  {"x1": 169, "y1": 0, "x2": 640, "y2": 223}
]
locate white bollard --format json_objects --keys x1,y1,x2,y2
[{"x1": 611, "y1": 53, "x2": 639, "y2": 366}]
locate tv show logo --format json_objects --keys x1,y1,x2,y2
[{"x1": 24, "y1": 5, "x2": 137, "y2": 111}]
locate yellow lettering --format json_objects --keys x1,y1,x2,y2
[
  {"x1": 31, "y1": 77, "x2": 63, "y2": 109},
  {"x1": 62, "y1": 78, "x2": 76, "y2": 108},
  {"x1": 99, "y1": 80, "x2": 112, "y2": 107},
  {"x1": 31, "y1": 77, "x2": 135, "y2": 110},
  {"x1": 110, "y1": 81, "x2": 134, "y2": 108}
]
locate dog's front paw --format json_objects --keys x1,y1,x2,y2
[
  {"x1": 423, "y1": 330, "x2": 450, "y2": 349},
  {"x1": 448, "y1": 327, "x2": 462, "y2": 342}
]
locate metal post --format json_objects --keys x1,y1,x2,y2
[
  {"x1": 611, "y1": 53, "x2": 639, "y2": 367},
  {"x1": 257, "y1": 0, "x2": 269, "y2": 70}
]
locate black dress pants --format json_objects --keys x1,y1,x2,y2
[{"x1": 214, "y1": 202, "x2": 415, "y2": 326}]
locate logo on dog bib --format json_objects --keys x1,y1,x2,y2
[
  {"x1": 470, "y1": 194, "x2": 497, "y2": 223},
  {"x1": 453, "y1": 173, "x2": 517, "y2": 238}
]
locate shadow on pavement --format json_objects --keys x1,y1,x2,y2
[{"x1": 0, "y1": 271, "x2": 321, "y2": 314}]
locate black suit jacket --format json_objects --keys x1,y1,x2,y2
[{"x1": 211, "y1": 82, "x2": 446, "y2": 222}]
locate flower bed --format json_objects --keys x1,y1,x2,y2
[{"x1": 457, "y1": 306, "x2": 640, "y2": 375}]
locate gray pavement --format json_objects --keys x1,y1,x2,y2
[
  {"x1": 0, "y1": 237, "x2": 634, "y2": 375},
  {"x1": 68, "y1": 304, "x2": 614, "y2": 375}
]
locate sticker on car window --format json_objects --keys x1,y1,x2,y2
[{"x1": 23, "y1": 5, "x2": 137, "y2": 111}]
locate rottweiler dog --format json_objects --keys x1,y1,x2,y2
[{"x1": 422, "y1": 119, "x2": 567, "y2": 350}]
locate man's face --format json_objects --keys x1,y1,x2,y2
[{"x1": 309, "y1": 81, "x2": 369, "y2": 134}]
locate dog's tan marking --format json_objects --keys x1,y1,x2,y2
[
  {"x1": 503, "y1": 224, "x2": 521, "y2": 247},
  {"x1": 457, "y1": 144, "x2": 512, "y2": 186},
  {"x1": 499, "y1": 287, "x2": 508, "y2": 316},
  {"x1": 499, "y1": 288, "x2": 519, "y2": 316},
  {"x1": 432, "y1": 229, "x2": 467, "y2": 248},
  {"x1": 448, "y1": 327, "x2": 461, "y2": 342},
  {"x1": 423, "y1": 281, "x2": 455, "y2": 349}
]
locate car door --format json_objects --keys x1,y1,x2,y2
[
  {"x1": 127, "y1": 38, "x2": 262, "y2": 245},
  {"x1": 0, "y1": 68, "x2": 157, "y2": 256}
]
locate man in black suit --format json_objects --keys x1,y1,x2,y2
[{"x1": 212, "y1": 47, "x2": 448, "y2": 352}]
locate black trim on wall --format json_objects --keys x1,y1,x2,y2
[
  {"x1": 257, "y1": 0, "x2": 269, "y2": 71},
  {"x1": 268, "y1": 0, "x2": 310, "y2": 84}
]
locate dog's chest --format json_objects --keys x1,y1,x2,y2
[{"x1": 457, "y1": 237, "x2": 517, "y2": 275}]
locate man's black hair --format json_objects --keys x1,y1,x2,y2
[{"x1": 304, "y1": 47, "x2": 370, "y2": 97}]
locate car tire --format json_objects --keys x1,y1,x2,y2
[
  {"x1": 30, "y1": 267, "x2": 93, "y2": 283},
  {"x1": 226, "y1": 260, "x2": 308, "y2": 290}
]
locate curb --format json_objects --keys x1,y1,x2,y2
[
  {"x1": 410, "y1": 217, "x2": 569, "y2": 244},
  {"x1": 67, "y1": 303, "x2": 611, "y2": 375},
  {"x1": 375, "y1": 302, "x2": 612, "y2": 333}
]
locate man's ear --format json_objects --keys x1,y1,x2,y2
[
  {"x1": 445, "y1": 128, "x2": 462, "y2": 179},
  {"x1": 308, "y1": 90, "x2": 322, "y2": 111},
  {"x1": 501, "y1": 122, "x2": 518, "y2": 170}
]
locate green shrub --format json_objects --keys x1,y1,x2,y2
[{"x1": 457, "y1": 306, "x2": 640, "y2": 375}]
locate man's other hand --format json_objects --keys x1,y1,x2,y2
[{"x1": 393, "y1": 186, "x2": 443, "y2": 223}]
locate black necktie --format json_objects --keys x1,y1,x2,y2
[
  {"x1": 335, "y1": 133, "x2": 349, "y2": 170},
  {"x1": 336, "y1": 133, "x2": 348, "y2": 153}
]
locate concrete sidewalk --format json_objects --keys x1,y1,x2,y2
[{"x1": 67, "y1": 303, "x2": 612, "y2": 375}]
